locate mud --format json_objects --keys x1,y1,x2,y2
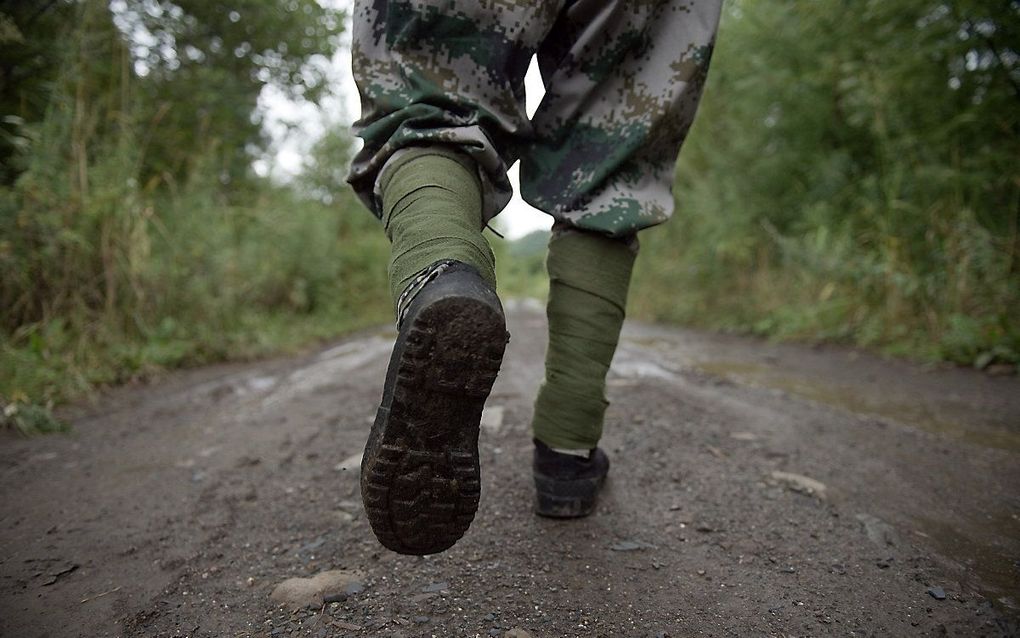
[{"x1": 1, "y1": 301, "x2": 1018, "y2": 636}]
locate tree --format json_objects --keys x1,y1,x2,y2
[
  {"x1": 114, "y1": 0, "x2": 344, "y2": 189},
  {"x1": 0, "y1": 0, "x2": 78, "y2": 185}
]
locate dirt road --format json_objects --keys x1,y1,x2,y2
[{"x1": 2, "y1": 301, "x2": 1018, "y2": 637}]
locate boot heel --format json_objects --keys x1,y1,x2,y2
[{"x1": 533, "y1": 472, "x2": 604, "y2": 518}]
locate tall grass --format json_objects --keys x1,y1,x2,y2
[
  {"x1": 1, "y1": 120, "x2": 390, "y2": 406},
  {"x1": 0, "y1": 6, "x2": 389, "y2": 427}
]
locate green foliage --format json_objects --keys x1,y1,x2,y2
[
  {"x1": 632, "y1": 0, "x2": 1020, "y2": 366},
  {"x1": 0, "y1": 1, "x2": 389, "y2": 416},
  {"x1": 1, "y1": 1, "x2": 141, "y2": 331},
  {"x1": 1, "y1": 161, "x2": 389, "y2": 406},
  {"x1": 300, "y1": 124, "x2": 355, "y2": 204},
  {"x1": 1, "y1": 399, "x2": 67, "y2": 436},
  {"x1": 114, "y1": 0, "x2": 344, "y2": 186},
  {"x1": 493, "y1": 230, "x2": 550, "y2": 300},
  {"x1": 0, "y1": 0, "x2": 79, "y2": 185}
]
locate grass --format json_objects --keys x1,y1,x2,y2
[
  {"x1": 1, "y1": 184, "x2": 391, "y2": 434},
  {"x1": 493, "y1": 229, "x2": 550, "y2": 301}
]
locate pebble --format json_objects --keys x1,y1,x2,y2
[
  {"x1": 856, "y1": 513, "x2": 898, "y2": 547},
  {"x1": 269, "y1": 570, "x2": 365, "y2": 609},
  {"x1": 771, "y1": 471, "x2": 827, "y2": 499},
  {"x1": 412, "y1": 615, "x2": 430, "y2": 624},
  {"x1": 609, "y1": 540, "x2": 656, "y2": 551},
  {"x1": 298, "y1": 537, "x2": 326, "y2": 554},
  {"x1": 344, "y1": 581, "x2": 364, "y2": 595},
  {"x1": 928, "y1": 586, "x2": 947, "y2": 600}
]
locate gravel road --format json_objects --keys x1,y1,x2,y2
[{"x1": 2, "y1": 300, "x2": 1018, "y2": 637}]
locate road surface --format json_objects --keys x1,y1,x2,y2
[{"x1": 2, "y1": 301, "x2": 1018, "y2": 636}]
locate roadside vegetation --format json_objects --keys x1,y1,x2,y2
[
  {"x1": 0, "y1": 1, "x2": 388, "y2": 432},
  {"x1": 631, "y1": 0, "x2": 1018, "y2": 367},
  {"x1": 1, "y1": 0, "x2": 1016, "y2": 433}
]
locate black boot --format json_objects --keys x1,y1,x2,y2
[
  {"x1": 532, "y1": 438, "x2": 610, "y2": 518},
  {"x1": 361, "y1": 261, "x2": 508, "y2": 555}
]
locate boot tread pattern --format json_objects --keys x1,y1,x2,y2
[{"x1": 362, "y1": 293, "x2": 506, "y2": 555}]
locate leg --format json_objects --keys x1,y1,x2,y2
[
  {"x1": 349, "y1": 0, "x2": 567, "y2": 309},
  {"x1": 524, "y1": 0, "x2": 723, "y2": 237},
  {"x1": 532, "y1": 227, "x2": 636, "y2": 451},
  {"x1": 379, "y1": 148, "x2": 495, "y2": 305},
  {"x1": 347, "y1": 0, "x2": 564, "y2": 554},
  {"x1": 531, "y1": 226, "x2": 635, "y2": 518},
  {"x1": 523, "y1": 0, "x2": 722, "y2": 515},
  {"x1": 348, "y1": 0, "x2": 565, "y2": 226}
]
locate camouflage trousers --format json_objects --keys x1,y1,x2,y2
[{"x1": 347, "y1": 0, "x2": 723, "y2": 237}]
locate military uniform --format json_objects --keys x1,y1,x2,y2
[
  {"x1": 348, "y1": 0, "x2": 723, "y2": 237},
  {"x1": 351, "y1": 1, "x2": 724, "y2": 550}
]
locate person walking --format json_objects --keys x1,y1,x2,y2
[{"x1": 347, "y1": 0, "x2": 722, "y2": 555}]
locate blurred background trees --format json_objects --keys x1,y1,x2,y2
[
  {"x1": 631, "y1": 0, "x2": 1019, "y2": 366},
  {"x1": 0, "y1": 0, "x2": 388, "y2": 417},
  {"x1": 0, "y1": 0, "x2": 1017, "y2": 426}
]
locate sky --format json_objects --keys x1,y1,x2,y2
[{"x1": 257, "y1": 3, "x2": 552, "y2": 240}]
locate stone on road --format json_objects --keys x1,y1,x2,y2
[{"x1": 270, "y1": 570, "x2": 364, "y2": 609}]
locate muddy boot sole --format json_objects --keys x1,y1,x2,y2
[{"x1": 361, "y1": 267, "x2": 507, "y2": 555}]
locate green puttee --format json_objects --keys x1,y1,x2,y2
[
  {"x1": 532, "y1": 230, "x2": 636, "y2": 450},
  {"x1": 380, "y1": 148, "x2": 496, "y2": 305}
]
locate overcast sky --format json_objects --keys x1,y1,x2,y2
[{"x1": 257, "y1": 2, "x2": 552, "y2": 239}]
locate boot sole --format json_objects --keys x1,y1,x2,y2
[{"x1": 361, "y1": 269, "x2": 507, "y2": 555}]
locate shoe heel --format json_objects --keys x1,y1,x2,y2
[{"x1": 533, "y1": 473, "x2": 602, "y2": 518}]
